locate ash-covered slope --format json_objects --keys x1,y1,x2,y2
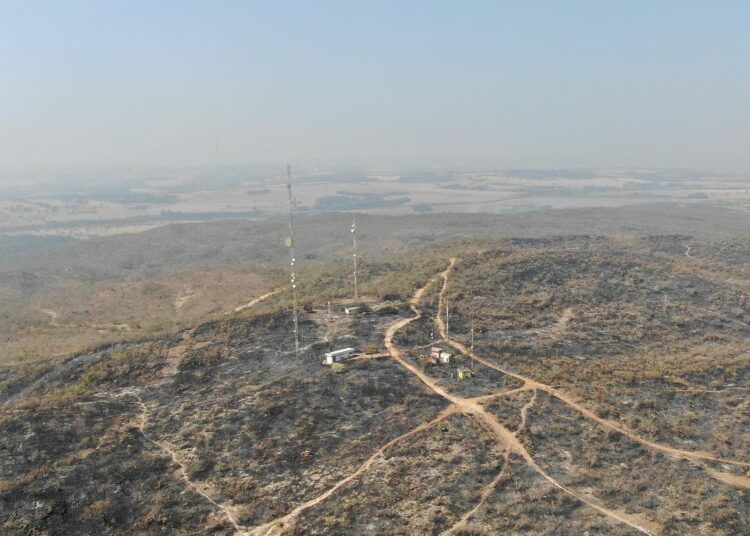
[
  {"x1": 0, "y1": 307, "x2": 446, "y2": 535},
  {"x1": 2, "y1": 233, "x2": 749, "y2": 536}
]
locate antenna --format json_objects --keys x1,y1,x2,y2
[
  {"x1": 470, "y1": 321, "x2": 475, "y2": 370},
  {"x1": 286, "y1": 164, "x2": 300, "y2": 357},
  {"x1": 351, "y1": 213, "x2": 358, "y2": 302}
]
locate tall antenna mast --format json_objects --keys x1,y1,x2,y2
[
  {"x1": 351, "y1": 213, "x2": 358, "y2": 302},
  {"x1": 470, "y1": 320, "x2": 475, "y2": 370},
  {"x1": 286, "y1": 164, "x2": 300, "y2": 357}
]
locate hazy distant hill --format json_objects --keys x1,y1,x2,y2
[{"x1": 2, "y1": 204, "x2": 748, "y2": 282}]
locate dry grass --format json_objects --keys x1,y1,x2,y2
[{"x1": 0, "y1": 265, "x2": 279, "y2": 364}]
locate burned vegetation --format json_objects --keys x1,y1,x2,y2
[
  {"x1": 445, "y1": 236, "x2": 750, "y2": 464},
  {"x1": 1, "y1": 233, "x2": 749, "y2": 535},
  {"x1": 0, "y1": 308, "x2": 446, "y2": 534}
]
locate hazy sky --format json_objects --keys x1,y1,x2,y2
[{"x1": 1, "y1": 1, "x2": 749, "y2": 172}]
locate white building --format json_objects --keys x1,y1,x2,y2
[
  {"x1": 457, "y1": 367, "x2": 473, "y2": 381},
  {"x1": 323, "y1": 347, "x2": 355, "y2": 365},
  {"x1": 430, "y1": 347, "x2": 451, "y2": 364}
]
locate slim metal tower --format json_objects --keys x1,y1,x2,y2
[
  {"x1": 286, "y1": 164, "x2": 300, "y2": 357},
  {"x1": 470, "y1": 322, "x2": 475, "y2": 369},
  {"x1": 351, "y1": 213, "x2": 359, "y2": 302}
]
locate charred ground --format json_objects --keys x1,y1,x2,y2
[{"x1": 1, "y1": 232, "x2": 749, "y2": 535}]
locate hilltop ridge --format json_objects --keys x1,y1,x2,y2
[{"x1": 1, "y1": 232, "x2": 748, "y2": 534}]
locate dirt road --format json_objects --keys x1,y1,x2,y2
[
  {"x1": 384, "y1": 264, "x2": 658, "y2": 535},
  {"x1": 198, "y1": 256, "x2": 749, "y2": 535},
  {"x1": 436, "y1": 258, "x2": 750, "y2": 484},
  {"x1": 246, "y1": 407, "x2": 459, "y2": 536},
  {"x1": 129, "y1": 390, "x2": 248, "y2": 534},
  {"x1": 244, "y1": 264, "x2": 657, "y2": 535},
  {"x1": 232, "y1": 289, "x2": 281, "y2": 313}
]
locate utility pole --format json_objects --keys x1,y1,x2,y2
[
  {"x1": 351, "y1": 213, "x2": 358, "y2": 302},
  {"x1": 470, "y1": 322, "x2": 475, "y2": 370},
  {"x1": 286, "y1": 164, "x2": 300, "y2": 357}
]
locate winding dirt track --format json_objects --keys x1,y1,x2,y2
[
  {"x1": 442, "y1": 388, "x2": 536, "y2": 535},
  {"x1": 243, "y1": 266, "x2": 657, "y2": 535},
  {"x1": 516, "y1": 389, "x2": 538, "y2": 437},
  {"x1": 440, "y1": 449, "x2": 511, "y2": 536},
  {"x1": 232, "y1": 289, "x2": 281, "y2": 313},
  {"x1": 246, "y1": 407, "x2": 459, "y2": 536},
  {"x1": 467, "y1": 385, "x2": 531, "y2": 403},
  {"x1": 436, "y1": 258, "x2": 750, "y2": 485},
  {"x1": 138, "y1": 256, "x2": 748, "y2": 535},
  {"x1": 130, "y1": 391, "x2": 247, "y2": 533},
  {"x1": 385, "y1": 266, "x2": 659, "y2": 535}
]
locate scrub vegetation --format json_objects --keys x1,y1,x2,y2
[{"x1": 1, "y1": 211, "x2": 749, "y2": 535}]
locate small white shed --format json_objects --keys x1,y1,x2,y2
[
  {"x1": 430, "y1": 347, "x2": 451, "y2": 364},
  {"x1": 323, "y1": 347, "x2": 355, "y2": 365}
]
